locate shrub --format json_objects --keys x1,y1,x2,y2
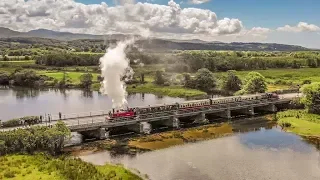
[
  {"x1": 4, "y1": 170, "x2": 15, "y2": 178},
  {"x1": 172, "y1": 132, "x2": 183, "y2": 138},
  {"x1": 2, "y1": 118, "x2": 22, "y2": 128},
  {"x1": 280, "y1": 122, "x2": 292, "y2": 128},
  {"x1": 0, "y1": 121, "x2": 70, "y2": 155},
  {"x1": 20, "y1": 116, "x2": 40, "y2": 126},
  {"x1": 302, "y1": 79, "x2": 312, "y2": 85}
]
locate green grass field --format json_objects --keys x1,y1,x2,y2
[
  {"x1": 43, "y1": 72, "x2": 99, "y2": 84},
  {"x1": 128, "y1": 83, "x2": 206, "y2": 98},
  {"x1": 217, "y1": 68, "x2": 320, "y2": 91},
  {"x1": 0, "y1": 154, "x2": 142, "y2": 180},
  {"x1": 0, "y1": 60, "x2": 35, "y2": 66},
  {"x1": 277, "y1": 110, "x2": 320, "y2": 136}
]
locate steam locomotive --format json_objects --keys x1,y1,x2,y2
[{"x1": 106, "y1": 93, "x2": 279, "y2": 119}]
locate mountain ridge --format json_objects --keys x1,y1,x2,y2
[{"x1": 0, "y1": 27, "x2": 314, "y2": 51}]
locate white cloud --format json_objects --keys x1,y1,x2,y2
[
  {"x1": 277, "y1": 22, "x2": 320, "y2": 32},
  {"x1": 113, "y1": 0, "x2": 136, "y2": 6},
  {"x1": 0, "y1": 0, "x2": 243, "y2": 38},
  {"x1": 245, "y1": 27, "x2": 272, "y2": 37},
  {"x1": 189, "y1": 0, "x2": 210, "y2": 4}
]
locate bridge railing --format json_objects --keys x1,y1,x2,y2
[
  {"x1": 44, "y1": 109, "x2": 111, "y2": 121},
  {"x1": 43, "y1": 97, "x2": 289, "y2": 122}
]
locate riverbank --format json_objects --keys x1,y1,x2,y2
[
  {"x1": 276, "y1": 110, "x2": 320, "y2": 142},
  {"x1": 0, "y1": 154, "x2": 142, "y2": 180}
]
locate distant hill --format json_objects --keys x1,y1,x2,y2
[
  {"x1": 0, "y1": 27, "x2": 312, "y2": 51},
  {"x1": 27, "y1": 29, "x2": 104, "y2": 41},
  {"x1": 137, "y1": 39, "x2": 310, "y2": 52},
  {"x1": 0, "y1": 27, "x2": 23, "y2": 38}
]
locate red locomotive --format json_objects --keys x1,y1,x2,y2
[
  {"x1": 112, "y1": 110, "x2": 135, "y2": 118},
  {"x1": 106, "y1": 108, "x2": 136, "y2": 120}
]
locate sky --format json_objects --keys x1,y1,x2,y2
[{"x1": 0, "y1": 0, "x2": 319, "y2": 48}]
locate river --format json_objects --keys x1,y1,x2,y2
[
  {"x1": 80, "y1": 124, "x2": 320, "y2": 180},
  {"x1": 0, "y1": 87, "x2": 185, "y2": 121},
  {"x1": 2, "y1": 88, "x2": 320, "y2": 179}
]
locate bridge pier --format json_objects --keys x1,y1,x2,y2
[
  {"x1": 236, "y1": 106, "x2": 255, "y2": 116},
  {"x1": 80, "y1": 128, "x2": 109, "y2": 140},
  {"x1": 256, "y1": 104, "x2": 277, "y2": 113},
  {"x1": 127, "y1": 122, "x2": 152, "y2": 134},
  {"x1": 162, "y1": 117, "x2": 180, "y2": 128},
  {"x1": 194, "y1": 112, "x2": 209, "y2": 124},
  {"x1": 98, "y1": 128, "x2": 109, "y2": 140},
  {"x1": 216, "y1": 109, "x2": 231, "y2": 119}
]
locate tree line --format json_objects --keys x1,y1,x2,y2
[
  {"x1": 154, "y1": 68, "x2": 267, "y2": 95},
  {"x1": 35, "y1": 51, "x2": 161, "y2": 67},
  {"x1": 0, "y1": 69, "x2": 50, "y2": 87},
  {"x1": 0, "y1": 121, "x2": 70, "y2": 156},
  {"x1": 167, "y1": 51, "x2": 320, "y2": 73}
]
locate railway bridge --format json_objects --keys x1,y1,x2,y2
[
  {"x1": 69, "y1": 97, "x2": 293, "y2": 139},
  {"x1": 1, "y1": 93, "x2": 298, "y2": 139}
]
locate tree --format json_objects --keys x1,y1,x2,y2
[
  {"x1": 301, "y1": 83, "x2": 320, "y2": 114},
  {"x1": 307, "y1": 58, "x2": 317, "y2": 68},
  {"x1": 291, "y1": 59, "x2": 300, "y2": 69},
  {"x1": 3, "y1": 56, "x2": 9, "y2": 61},
  {"x1": 239, "y1": 71, "x2": 267, "y2": 94},
  {"x1": 12, "y1": 70, "x2": 44, "y2": 87},
  {"x1": 79, "y1": 73, "x2": 93, "y2": 89},
  {"x1": 0, "y1": 71, "x2": 10, "y2": 86},
  {"x1": 154, "y1": 71, "x2": 165, "y2": 85},
  {"x1": 222, "y1": 70, "x2": 242, "y2": 91},
  {"x1": 182, "y1": 73, "x2": 195, "y2": 89},
  {"x1": 24, "y1": 56, "x2": 30, "y2": 60},
  {"x1": 140, "y1": 73, "x2": 145, "y2": 83},
  {"x1": 194, "y1": 68, "x2": 216, "y2": 92},
  {"x1": 83, "y1": 47, "x2": 90, "y2": 52}
]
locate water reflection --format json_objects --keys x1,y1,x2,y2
[
  {"x1": 238, "y1": 127, "x2": 314, "y2": 153},
  {"x1": 15, "y1": 88, "x2": 40, "y2": 99},
  {"x1": 81, "y1": 90, "x2": 93, "y2": 98},
  {"x1": 0, "y1": 88, "x2": 185, "y2": 120}
]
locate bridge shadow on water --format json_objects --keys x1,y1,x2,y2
[{"x1": 67, "y1": 113, "x2": 296, "y2": 157}]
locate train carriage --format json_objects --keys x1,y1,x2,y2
[
  {"x1": 135, "y1": 103, "x2": 180, "y2": 114},
  {"x1": 105, "y1": 92, "x2": 279, "y2": 120},
  {"x1": 178, "y1": 99, "x2": 211, "y2": 109}
]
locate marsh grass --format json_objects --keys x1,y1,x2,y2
[
  {"x1": 277, "y1": 110, "x2": 320, "y2": 136},
  {"x1": 0, "y1": 154, "x2": 142, "y2": 180},
  {"x1": 128, "y1": 123, "x2": 233, "y2": 150}
]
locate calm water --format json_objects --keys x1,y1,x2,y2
[
  {"x1": 80, "y1": 127, "x2": 320, "y2": 180},
  {"x1": 0, "y1": 88, "x2": 185, "y2": 121}
]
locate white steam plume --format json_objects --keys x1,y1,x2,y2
[{"x1": 100, "y1": 38, "x2": 135, "y2": 109}]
